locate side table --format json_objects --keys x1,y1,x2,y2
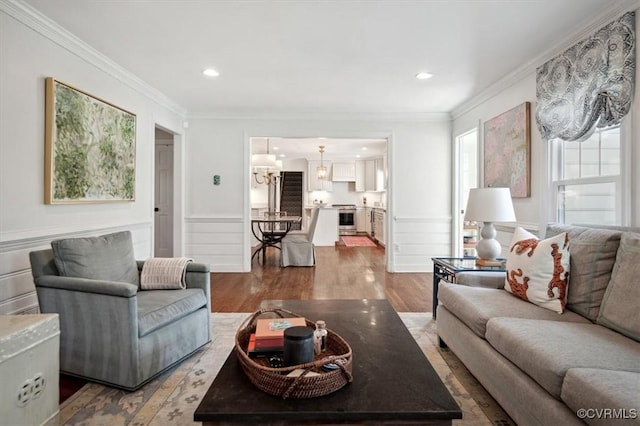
[
  {"x1": 431, "y1": 257, "x2": 505, "y2": 319},
  {"x1": 0, "y1": 314, "x2": 60, "y2": 426}
]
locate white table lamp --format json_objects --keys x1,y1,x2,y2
[{"x1": 464, "y1": 187, "x2": 516, "y2": 264}]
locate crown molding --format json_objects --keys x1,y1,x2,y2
[
  {"x1": 1, "y1": 0, "x2": 187, "y2": 117},
  {"x1": 451, "y1": 0, "x2": 640, "y2": 120},
  {"x1": 187, "y1": 110, "x2": 451, "y2": 123}
]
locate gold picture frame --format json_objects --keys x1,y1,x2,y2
[
  {"x1": 483, "y1": 102, "x2": 531, "y2": 198},
  {"x1": 45, "y1": 78, "x2": 136, "y2": 204}
]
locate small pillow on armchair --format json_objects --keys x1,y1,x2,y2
[
  {"x1": 51, "y1": 230, "x2": 139, "y2": 285},
  {"x1": 505, "y1": 227, "x2": 570, "y2": 313}
]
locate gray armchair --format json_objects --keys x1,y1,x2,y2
[{"x1": 29, "y1": 231, "x2": 211, "y2": 390}]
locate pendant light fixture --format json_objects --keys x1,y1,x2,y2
[
  {"x1": 252, "y1": 138, "x2": 281, "y2": 186},
  {"x1": 317, "y1": 145, "x2": 327, "y2": 180},
  {"x1": 251, "y1": 138, "x2": 277, "y2": 169}
]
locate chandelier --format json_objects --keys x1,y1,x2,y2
[
  {"x1": 252, "y1": 138, "x2": 281, "y2": 186},
  {"x1": 317, "y1": 145, "x2": 327, "y2": 180}
]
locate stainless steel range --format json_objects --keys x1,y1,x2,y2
[{"x1": 333, "y1": 204, "x2": 357, "y2": 236}]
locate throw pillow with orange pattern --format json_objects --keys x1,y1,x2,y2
[{"x1": 505, "y1": 227, "x2": 570, "y2": 313}]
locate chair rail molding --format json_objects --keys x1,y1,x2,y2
[{"x1": 0, "y1": 222, "x2": 153, "y2": 315}]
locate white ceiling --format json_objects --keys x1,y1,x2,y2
[
  {"x1": 251, "y1": 137, "x2": 387, "y2": 160},
  {"x1": 21, "y1": 0, "x2": 636, "y2": 159}
]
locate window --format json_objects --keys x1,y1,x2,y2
[{"x1": 550, "y1": 126, "x2": 622, "y2": 225}]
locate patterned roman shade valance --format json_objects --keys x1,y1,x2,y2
[{"x1": 536, "y1": 12, "x2": 636, "y2": 142}]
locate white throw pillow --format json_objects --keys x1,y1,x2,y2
[{"x1": 505, "y1": 227, "x2": 570, "y2": 313}]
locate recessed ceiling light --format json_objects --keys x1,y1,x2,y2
[
  {"x1": 362, "y1": 147, "x2": 368, "y2": 151},
  {"x1": 273, "y1": 146, "x2": 279, "y2": 150},
  {"x1": 279, "y1": 154, "x2": 286, "y2": 158},
  {"x1": 356, "y1": 154, "x2": 361, "y2": 158},
  {"x1": 203, "y1": 68, "x2": 219, "y2": 77},
  {"x1": 416, "y1": 72, "x2": 433, "y2": 80}
]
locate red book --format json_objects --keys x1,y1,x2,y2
[
  {"x1": 255, "y1": 336, "x2": 284, "y2": 349},
  {"x1": 248, "y1": 333, "x2": 256, "y2": 352}
]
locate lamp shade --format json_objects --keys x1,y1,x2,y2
[
  {"x1": 464, "y1": 187, "x2": 516, "y2": 222},
  {"x1": 251, "y1": 153, "x2": 277, "y2": 169}
]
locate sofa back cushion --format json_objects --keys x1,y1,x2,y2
[
  {"x1": 546, "y1": 225, "x2": 622, "y2": 321},
  {"x1": 51, "y1": 230, "x2": 139, "y2": 285},
  {"x1": 597, "y1": 232, "x2": 640, "y2": 342}
]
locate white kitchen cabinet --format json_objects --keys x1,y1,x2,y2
[
  {"x1": 307, "y1": 160, "x2": 332, "y2": 191},
  {"x1": 310, "y1": 208, "x2": 338, "y2": 246},
  {"x1": 331, "y1": 162, "x2": 356, "y2": 182},
  {"x1": 363, "y1": 157, "x2": 385, "y2": 192},
  {"x1": 356, "y1": 208, "x2": 366, "y2": 232},
  {"x1": 371, "y1": 208, "x2": 385, "y2": 246},
  {"x1": 365, "y1": 207, "x2": 372, "y2": 236},
  {"x1": 354, "y1": 160, "x2": 366, "y2": 192},
  {"x1": 375, "y1": 157, "x2": 386, "y2": 191},
  {"x1": 364, "y1": 160, "x2": 376, "y2": 191}
]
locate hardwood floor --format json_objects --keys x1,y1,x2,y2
[
  {"x1": 60, "y1": 244, "x2": 433, "y2": 402},
  {"x1": 213, "y1": 245, "x2": 433, "y2": 313}
]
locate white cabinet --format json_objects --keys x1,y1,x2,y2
[
  {"x1": 354, "y1": 160, "x2": 366, "y2": 192},
  {"x1": 356, "y1": 208, "x2": 366, "y2": 232},
  {"x1": 371, "y1": 208, "x2": 385, "y2": 247},
  {"x1": 365, "y1": 207, "x2": 372, "y2": 236},
  {"x1": 364, "y1": 160, "x2": 376, "y2": 191},
  {"x1": 363, "y1": 157, "x2": 386, "y2": 192},
  {"x1": 307, "y1": 160, "x2": 332, "y2": 191},
  {"x1": 331, "y1": 162, "x2": 356, "y2": 182},
  {"x1": 375, "y1": 157, "x2": 386, "y2": 191},
  {"x1": 309, "y1": 208, "x2": 338, "y2": 246}
]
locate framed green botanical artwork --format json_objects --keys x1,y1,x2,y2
[{"x1": 45, "y1": 78, "x2": 136, "y2": 204}]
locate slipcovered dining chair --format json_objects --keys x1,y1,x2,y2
[
  {"x1": 29, "y1": 230, "x2": 211, "y2": 390},
  {"x1": 281, "y1": 207, "x2": 319, "y2": 267}
]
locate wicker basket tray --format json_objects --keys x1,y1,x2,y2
[{"x1": 235, "y1": 308, "x2": 353, "y2": 399}]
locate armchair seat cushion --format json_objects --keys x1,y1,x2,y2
[{"x1": 137, "y1": 289, "x2": 207, "y2": 337}]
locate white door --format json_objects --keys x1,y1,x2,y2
[
  {"x1": 453, "y1": 129, "x2": 479, "y2": 256},
  {"x1": 154, "y1": 144, "x2": 174, "y2": 257}
]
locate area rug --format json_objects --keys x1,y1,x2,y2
[
  {"x1": 341, "y1": 236, "x2": 377, "y2": 247},
  {"x1": 54, "y1": 312, "x2": 515, "y2": 426}
]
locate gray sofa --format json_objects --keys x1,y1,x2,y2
[
  {"x1": 437, "y1": 225, "x2": 640, "y2": 426},
  {"x1": 29, "y1": 231, "x2": 211, "y2": 390}
]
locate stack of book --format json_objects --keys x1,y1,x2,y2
[{"x1": 248, "y1": 317, "x2": 306, "y2": 358}]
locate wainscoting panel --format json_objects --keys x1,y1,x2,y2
[
  {"x1": 393, "y1": 216, "x2": 451, "y2": 272},
  {"x1": 184, "y1": 216, "x2": 245, "y2": 272},
  {"x1": 0, "y1": 222, "x2": 152, "y2": 315}
]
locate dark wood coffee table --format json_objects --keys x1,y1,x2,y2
[{"x1": 194, "y1": 299, "x2": 461, "y2": 425}]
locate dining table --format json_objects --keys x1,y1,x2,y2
[{"x1": 250, "y1": 215, "x2": 302, "y2": 264}]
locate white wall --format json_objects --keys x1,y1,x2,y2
[
  {"x1": 184, "y1": 115, "x2": 452, "y2": 272},
  {"x1": 453, "y1": 73, "x2": 541, "y2": 233},
  {"x1": 452, "y1": 8, "x2": 640, "y2": 251},
  {"x1": 0, "y1": 6, "x2": 185, "y2": 313}
]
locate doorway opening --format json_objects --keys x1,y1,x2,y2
[
  {"x1": 453, "y1": 128, "x2": 479, "y2": 257},
  {"x1": 249, "y1": 136, "x2": 389, "y2": 265}
]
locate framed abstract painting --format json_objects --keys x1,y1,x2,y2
[
  {"x1": 45, "y1": 78, "x2": 136, "y2": 204},
  {"x1": 483, "y1": 102, "x2": 531, "y2": 198}
]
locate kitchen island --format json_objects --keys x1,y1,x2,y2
[{"x1": 304, "y1": 206, "x2": 339, "y2": 246}]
